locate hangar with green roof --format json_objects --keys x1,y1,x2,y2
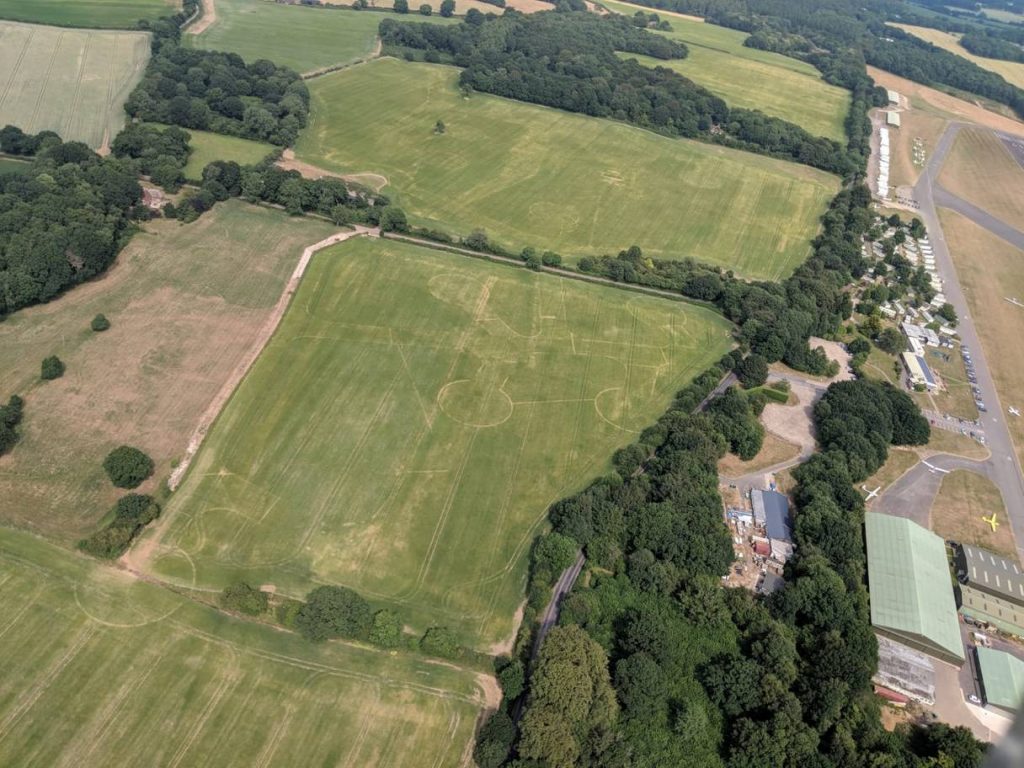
[
  {"x1": 865, "y1": 513, "x2": 965, "y2": 665},
  {"x1": 975, "y1": 647, "x2": 1024, "y2": 715}
]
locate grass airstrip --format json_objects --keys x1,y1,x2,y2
[
  {"x1": 0, "y1": 0, "x2": 177, "y2": 28},
  {"x1": 146, "y1": 235, "x2": 733, "y2": 648},
  {"x1": 0, "y1": 526, "x2": 483, "y2": 767},
  {"x1": 186, "y1": 0, "x2": 456, "y2": 74},
  {"x1": 603, "y1": 0, "x2": 850, "y2": 141},
  {"x1": 0, "y1": 201, "x2": 337, "y2": 544},
  {"x1": 940, "y1": 126, "x2": 1024, "y2": 234},
  {"x1": 296, "y1": 59, "x2": 839, "y2": 280},
  {"x1": 0, "y1": 21, "x2": 150, "y2": 148}
]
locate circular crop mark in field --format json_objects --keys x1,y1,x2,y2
[
  {"x1": 593, "y1": 387, "x2": 645, "y2": 434},
  {"x1": 75, "y1": 547, "x2": 195, "y2": 628},
  {"x1": 428, "y1": 273, "x2": 488, "y2": 314},
  {"x1": 437, "y1": 379, "x2": 514, "y2": 428}
]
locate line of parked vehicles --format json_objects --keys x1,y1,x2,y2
[{"x1": 962, "y1": 346, "x2": 987, "y2": 413}]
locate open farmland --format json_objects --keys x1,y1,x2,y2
[
  {"x1": 0, "y1": 526, "x2": 484, "y2": 767},
  {"x1": 940, "y1": 126, "x2": 1024, "y2": 233},
  {"x1": 296, "y1": 59, "x2": 839, "y2": 280},
  {"x1": 187, "y1": 0, "x2": 456, "y2": 74},
  {"x1": 941, "y1": 209, "x2": 1024, "y2": 468},
  {"x1": 145, "y1": 235, "x2": 733, "y2": 648},
  {"x1": 0, "y1": 201, "x2": 336, "y2": 544},
  {"x1": 0, "y1": 21, "x2": 150, "y2": 148},
  {"x1": 364, "y1": 0, "x2": 553, "y2": 13},
  {"x1": 892, "y1": 23, "x2": 1024, "y2": 90},
  {"x1": 604, "y1": 0, "x2": 849, "y2": 140},
  {"x1": 0, "y1": 0, "x2": 177, "y2": 28}
]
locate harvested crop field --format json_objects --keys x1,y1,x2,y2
[
  {"x1": 187, "y1": 0, "x2": 456, "y2": 74},
  {"x1": 145, "y1": 235, "x2": 733, "y2": 648},
  {"x1": 0, "y1": 21, "x2": 150, "y2": 148},
  {"x1": 891, "y1": 24, "x2": 1024, "y2": 91},
  {"x1": 297, "y1": 59, "x2": 839, "y2": 280},
  {"x1": 0, "y1": 526, "x2": 484, "y2": 768},
  {"x1": 604, "y1": 0, "x2": 849, "y2": 141},
  {"x1": 0, "y1": 0, "x2": 178, "y2": 28},
  {"x1": 0, "y1": 201, "x2": 336, "y2": 544}
]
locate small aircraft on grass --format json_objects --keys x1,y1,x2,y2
[
  {"x1": 1009, "y1": 406, "x2": 1021, "y2": 417},
  {"x1": 982, "y1": 513, "x2": 1000, "y2": 533},
  {"x1": 862, "y1": 485, "x2": 882, "y2": 501}
]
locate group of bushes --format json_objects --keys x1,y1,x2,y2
[
  {"x1": 221, "y1": 581, "x2": 468, "y2": 660},
  {"x1": 0, "y1": 395, "x2": 24, "y2": 457},
  {"x1": 79, "y1": 493, "x2": 161, "y2": 558}
]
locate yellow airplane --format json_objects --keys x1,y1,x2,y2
[{"x1": 982, "y1": 513, "x2": 1000, "y2": 533}]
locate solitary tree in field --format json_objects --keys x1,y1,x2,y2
[
  {"x1": 439, "y1": 0, "x2": 455, "y2": 16},
  {"x1": 102, "y1": 445, "x2": 155, "y2": 489},
  {"x1": 434, "y1": 119, "x2": 446, "y2": 134},
  {"x1": 91, "y1": 314, "x2": 110, "y2": 332},
  {"x1": 420, "y1": 3, "x2": 433, "y2": 14},
  {"x1": 40, "y1": 356, "x2": 65, "y2": 381},
  {"x1": 394, "y1": 0, "x2": 409, "y2": 12}
]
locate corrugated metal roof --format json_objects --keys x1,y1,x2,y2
[
  {"x1": 962, "y1": 545, "x2": 1024, "y2": 605},
  {"x1": 977, "y1": 647, "x2": 1024, "y2": 712},
  {"x1": 865, "y1": 513, "x2": 964, "y2": 662},
  {"x1": 752, "y1": 490, "x2": 791, "y2": 542}
]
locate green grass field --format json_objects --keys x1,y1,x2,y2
[
  {"x1": 0, "y1": 0, "x2": 177, "y2": 28},
  {"x1": 603, "y1": 0, "x2": 850, "y2": 140},
  {"x1": 0, "y1": 201, "x2": 337, "y2": 544},
  {"x1": 0, "y1": 157, "x2": 30, "y2": 174},
  {"x1": 147, "y1": 235, "x2": 733, "y2": 648},
  {"x1": 296, "y1": 59, "x2": 839, "y2": 280},
  {"x1": 0, "y1": 526, "x2": 484, "y2": 767},
  {"x1": 0, "y1": 21, "x2": 150, "y2": 148},
  {"x1": 186, "y1": 0, "x2": 455, "y2": 74},
  {"x1": 180, "y1": 126, "x2": 275, "y2": 179}
]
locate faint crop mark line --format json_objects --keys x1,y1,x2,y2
[
  {"x1": 166, "y1": 648, "x2": 241, "y2": 768},
  {"x1": 0, "y1": 28, "x2": 33, "y2": 114},
  {"x1": 63, "y1": 642, "x2": 173, "y2": 768},
  {"x1": 252, "y1": 699, "x2": 296, "y2": 768},
  {"x1": 0, "y1": 583, "x2": 44, "y2": 643},
  {"x1": 565, "y1": 307, "x2": 600, "y2": 475},
  {"x1": 340, "y1": 683, "x2": 383, "y2": 768},
  {"x1": 29, "y1": 31, "x2": 64, "y2": 131},
  {"x1": 391, "y1": 328, "x2": 435, "y2": 428},
  {"x1": 64, "y1": 33, "x2": 91, "y2": 142},
  {"x1": 0, "y1": 624, "x2": 97, "y2": 745}
]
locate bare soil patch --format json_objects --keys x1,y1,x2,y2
[
  {"x1": 277, "y1": 149, "x2": 388, "y2": 192},
  {"x1": 719, "y1": 432, "x2": 801, "y2": 478},
  {"x1": 760, "y1": 380, "x2": 817, "y2": 455},
  {"x1": 188, "y1": 0, "x2": 216, "y2": 34}
]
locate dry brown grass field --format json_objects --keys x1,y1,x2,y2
[
  {"x1": 931, "y1": 469, "x2": 1016, "y2": 556},
  {"x1": 940, "y1": 126, "x2": 1024, "y2": 233},
  {"x1": 941, "y1": 209, "x2": 1024, "y2": 468},
  {"x1": 891, "y1": 24, "x2": 1024, "y2": 91},
  {"x1": 718, "y1": 432, "x2": 801, "y2": 478},
  {"x1": 0, "y1": 201, "x2": 336, "y2": 544}
]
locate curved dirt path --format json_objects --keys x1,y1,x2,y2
[
  {"x1": 277, "y1": 149, "x2": 389, "y2": 192},
  {"x1": 123, "y1": 225, "x2": 377, "y2": 574},
  {"x1": 187, "y1": 0, "x2": 217, "y2": 35}
]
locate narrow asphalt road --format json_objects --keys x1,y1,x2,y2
[
  {"x1": 911, "y1": 121, "x2": 1024, "y2": 564},
  {"x1": 872, "y1": 453, "x2": 989, "y2": 528}
]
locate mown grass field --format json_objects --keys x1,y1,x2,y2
[
  {"x1": 941, "y1": 208, "x2": 1024, "y2": 469},
  {"x1": 940, "y1": 126, "x2": 1024, "y2": 233},
  {"x1": 179, "y1": 126, "x2": 275, "y2": 179},
  {"x1": 892, "y1": 23, "x2": 1024, "y2": 90},
  {"x1": 187, "y1": 0, "x2": 456, "y2": 74},
  {"x1": 0, "y1": 21, "x2": 150, "y2": 148},
  {"x1": 0, "y1": 157, "x2": 30, "y2": 174},
  {"x1": 604, "y1": 0, "x2": 850, "y2": 140},
  {"x1": 0, "y1": 526, "x2": 483, "y2": 767},
  {"x1": 0, "y1": 201, "x2": 336, "y2": 544},
  {"x1": 0, "y1": 0, "x2": 177, "y2": 28},
  {"x1": 296, "y1": 59, "x2": 839, "y2": 280},
  {"x1": 148, "y1": 235, "x2": 733, "y2": 648}
]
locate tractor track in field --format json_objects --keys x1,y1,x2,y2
[{"x1": 187, "y1": 0, "x2": 217, "y2": 35}]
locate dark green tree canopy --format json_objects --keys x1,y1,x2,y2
[{"x1": 102, "y1": 446, "x2": 155, "y2": 489}]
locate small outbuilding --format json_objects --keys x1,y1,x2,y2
[
  {"x1": 886, "y1": 111, "x2": 902, "y2": 128},
  {"x1": 975, "y1": 647, "x2": 1024, "y2": 715}
]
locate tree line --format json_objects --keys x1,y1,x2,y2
[{"x1": 379, "y1": 9, "x2": 856, "y2": 175}]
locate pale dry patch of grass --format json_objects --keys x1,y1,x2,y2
[
  {"x1": 931, "y1": 470, "x2": 1017, "y2": 556},
  {"x1": 718, "y1": 432, "x2": 801, "y2": 478}
]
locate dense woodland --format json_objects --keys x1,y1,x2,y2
[
  {"x1": 380, "y1": 10, "x2": 857, "y2": 174},
  {"x1": 478, "y1": 363, "x2": 985, "y2": 767},
  {"x1": 127, "y1": 5, "x2": 310, "y2": 145},
  {"x1": 0, "y1": 127, "x2": 143, "y2": 317}
]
